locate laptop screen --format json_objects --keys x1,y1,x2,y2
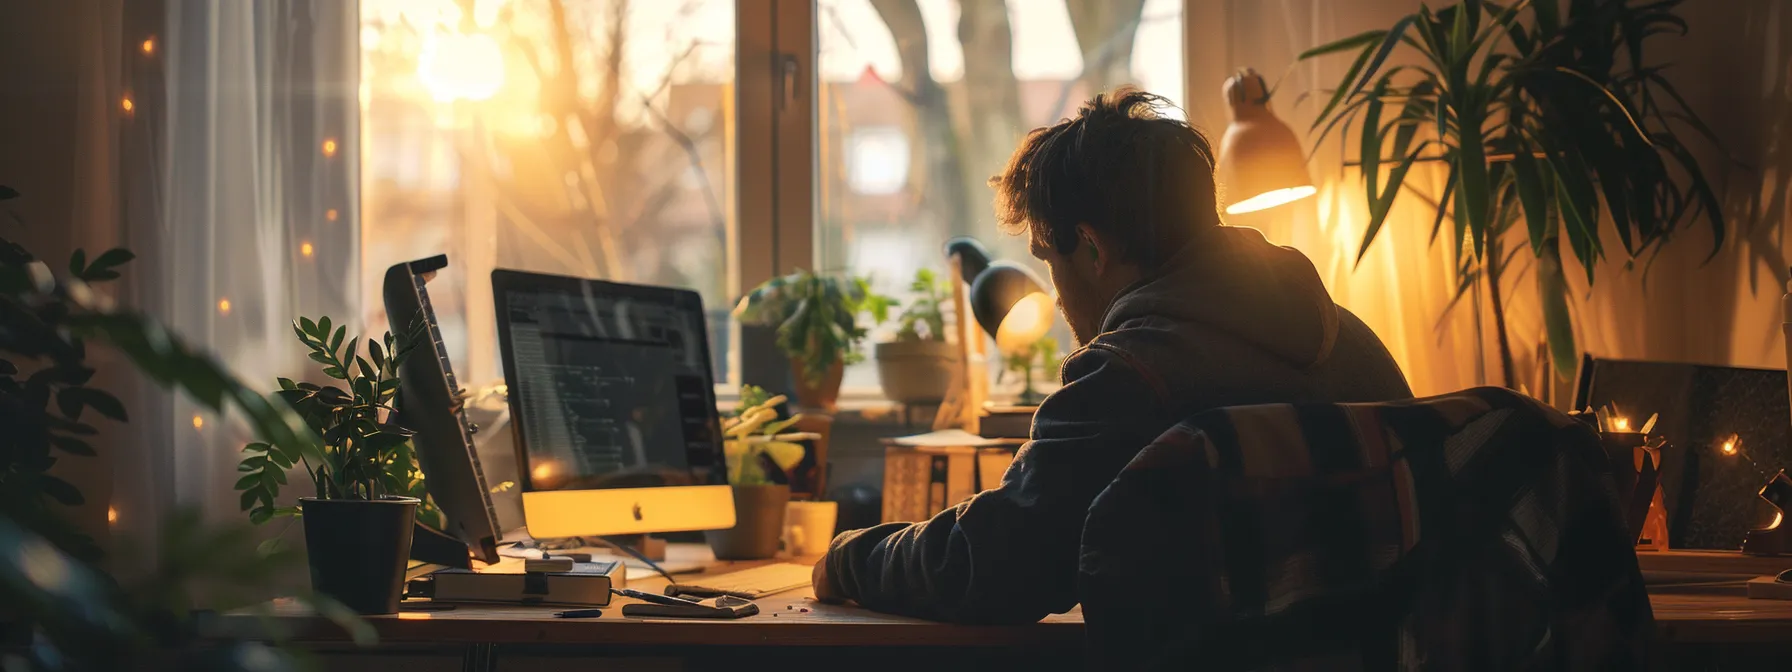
[{"x1": 493, "y1": 271, "x2": 723, "y2": 492}]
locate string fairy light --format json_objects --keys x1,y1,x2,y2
[{"x1": 141, "y1": 37, "x2": 155, "y2": 55}]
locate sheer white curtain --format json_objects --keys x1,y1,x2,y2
[{"x1": 123, "y1": 0, "x2": 359, "y2": 528}]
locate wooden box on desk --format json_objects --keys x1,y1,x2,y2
[{"x1": 879, "y1": 431, "x2": 1021, "y2": 523}]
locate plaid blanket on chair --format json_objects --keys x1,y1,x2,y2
[{"x1": 1078, "y1": 387, "x2": 1652, "y2": 671}]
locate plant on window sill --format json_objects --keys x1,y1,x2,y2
[{"x1": 733, "y1": 269, "x2": 893, "y2": 411}]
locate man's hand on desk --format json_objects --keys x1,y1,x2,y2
[{"x1": 811, "y1": 556, "x2": 846, "y2": 604}]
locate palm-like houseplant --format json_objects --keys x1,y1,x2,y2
[
  {"x1": 734, "y1": 269, "x2": 893, "y2": 411},
  {"x1": 1300, "y1": 0, "x2": 1725, "y2": 388}
]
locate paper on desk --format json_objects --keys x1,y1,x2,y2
[{"x1": 885, "y1": 429, "x2": 1016, "y2": 448}]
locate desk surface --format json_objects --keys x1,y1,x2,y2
[{"x1": 241, "y1": 558, "x2": 1792, "y2": 648}]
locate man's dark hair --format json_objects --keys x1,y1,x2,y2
[{"x1": 992, "y1": 88, "x2": 1220, "y2": 268}]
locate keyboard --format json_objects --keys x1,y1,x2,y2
[{"x1": 664, "y1": 562, "x2": 813, "y2": 600}]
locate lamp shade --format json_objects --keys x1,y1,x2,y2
[
  {"x1": 1217, "y1": 68, "x2": 1316, "y2": 215},
  {"x1": 968, "y1": 262, "x2": 1052, "y2": 354},
  {"x1": 944, "y1": 236, "x2": 993, "y2": 283}
]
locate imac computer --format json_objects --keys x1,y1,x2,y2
[{"x1": 491, "y1": 269, "x2": 735, "y2": 540}]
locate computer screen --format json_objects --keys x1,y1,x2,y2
[{"x1": 493, "y1": 272, "x2": 724, "y2": 494}]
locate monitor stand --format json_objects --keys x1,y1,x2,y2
[{"x1": 410, "y1": 522, "x2": 473, "y2": 569}]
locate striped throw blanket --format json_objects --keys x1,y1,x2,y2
[{"x1": 1079, "y1": 387, "x2": 1653, "y2": 670}]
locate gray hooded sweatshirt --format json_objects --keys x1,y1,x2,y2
[{"x1": 822, "y1": 226, "x2": 1413, "y2": 624}]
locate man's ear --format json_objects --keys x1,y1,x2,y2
[{"x1": 1075, "y1": 224, "x2": 1108, "y2": 274}]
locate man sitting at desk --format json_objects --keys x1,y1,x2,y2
[{"x1": 812, "y1": 88, "x2": 1414, "y2": 624}]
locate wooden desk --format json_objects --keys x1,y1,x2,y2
[{"x1": 234, "y1": 562, "x2": 1792, "y2": 670}]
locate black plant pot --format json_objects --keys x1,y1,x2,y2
[{"x1": 300, "y1": 496, "x2": 418, "y2": 615}]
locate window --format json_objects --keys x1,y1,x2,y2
[
  {"x1": 816, "y1": 0, "x2": 1186, "y2": 391},
  {"x1": 359, "y1": 0, "x2": 1185, "y2": 398},
  {"x1": 846, "y1": 126, "x2": 909, "y2": 195},
  {"x1": 360, "y1": 0, "x2": 737, "y2": 386}
]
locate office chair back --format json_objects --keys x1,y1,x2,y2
[{"x1": 1078, "y1": 387, "x2": 1653, "y2": 671}]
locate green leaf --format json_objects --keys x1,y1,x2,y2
[
  {"x1": 299, "y1": 317, "x2": 319, "y2": 339},
  {"x1": 318, "y1": 316, "x2": 334, "y2": 344},
  {"x1": 249, "y1": 507, "x2": 273, "y2": 525},
  {"x1": 42, "y1": 475, "x2": 84, "y2": 506},
  {"x1": 84, "y1": 248, "x2": 134, "y2": 278},
  {"x1": 1428, "y1": 158, "x2": 1459, "y2": 245},
  {"x1": 369, "y1": 339, "x2": 386, "y2": 370},
  {"x1": 65, "y1": 387, "x2": 127, "y2": 422},
  {"x1": 1510, "y1": 149, "x2": 1552, "y2": 256},
  {"x1": 240, "y1": 488, "x2": 261, "y2": 512},
  {"x1": 1361, "y1": 77, "x2": 1389, "y2": 221},
  {"x1": 1308, "y1": 43, "x2": 1377, "y2": 134},
  {"x1": 236, "y1": 473, "x2": 262, "y2": 491},
  {"x1": 68, "y1": 248, "x2": 87, "y2": 277},
  {"x1": 1352, "y1": 15, "x2": 1419, "y2": 99},
  {"x1": 1360, "y1": 141, "x2": 1435, "y2": 266},
  {"x1": 1538, "y1": 244, "x2": 1577, "y2": 379},
  {"x1": 0, "y1": 185, "x2": 18, "y2": 200},
  {"x1": 49, "y1": 435, "x2": 95, "y2": 456}
]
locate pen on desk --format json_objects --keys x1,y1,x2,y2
[
  {"x1": 611, "y1": 587, "x2": 702, "y2": 607},
  {"x1": 553, "y1": 609, "x2": 604, "y2": 618}
]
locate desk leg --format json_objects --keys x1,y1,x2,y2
[{"x1": 462, "y1": 643, "x2": 496, "y2": 672}]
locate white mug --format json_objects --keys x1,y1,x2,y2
[{"x1": 782, "y1": 500, "x2": 838, "y2": 558}]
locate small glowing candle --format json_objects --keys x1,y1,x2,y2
[
  {"x1": 1613, "y1": 417, "x2": 1630, "y2": 432},
  {"x1": 1721, "y1": 434, "x2": 1740, "y2": 456}
]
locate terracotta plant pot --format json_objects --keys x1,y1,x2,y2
[
  {"x1": 301, "y1": 496, "x2": 418, "y2": 615},
  {"x1": 790, "y1": 359, "x2": 845, "y2": 412},
  {"x1": 874, "y1": 339, "x2": 958, "y2": 405},
  {"x1": 705, "y1": 484, "x2": 791, "y2": 560}
]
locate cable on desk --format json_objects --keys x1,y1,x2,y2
[{"x1": 594, "y1": 536, "x2": 675, "y2": 584}]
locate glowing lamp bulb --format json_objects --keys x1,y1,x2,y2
[
  {"x1": 418, "y1": 32, "x2": 506, "y2": 103},
  {"x1": 1721, "y1": 434, "x2": 1740, "y2": 456},
  {"x1": 994, "y1": 292, "x2": 1054, "y2": 354},
  {"x1": 1612, "y1": 417, "x2": 1630, "y2": 432}
]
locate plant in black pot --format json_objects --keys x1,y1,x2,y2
[
  {"x1": 236, "y1": 315, "x2": 428, "y2": 615},
  {"x1": 875, "y1": 268, "x2": 959, "y2": 406},
  {"x1": 706, "y1": 386, "x2": 815, "y2": 560}
]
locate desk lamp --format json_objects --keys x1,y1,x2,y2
[
  {"x1": 945, "y1": 238, "x2": 1053, "y2": 355},
  {"x1": 1217, "y1": 68, "x2": 1316, "y2": 215}
]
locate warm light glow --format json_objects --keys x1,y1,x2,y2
[
  {"x1": 418, "y1": 32, "x2": 506, "y2": 102},
  {"x1": 217, "y1": 298, "x2": 232, "y2": 315},
  {"x1": 1721, "y1": 434, "x2": 1740, "y2": 456},
  {"x1": 532, "y1": 461, "x2": 557, "y2": 484},
  {"x1": 300, "y1": 242, "x2": 315, "y2": 258},
  {"x1": 121, "y1": 96, "x2": 135, "y2": 113},
  {"x1": 325, "y1": 208, "x2": 339, "y2": 222},
  {"x1": 321, "y1": 138, "x2": 338, "y2": 157},
  {"x1": 1225, "y1": 185, "x2": 1317, "y2": 215},
  {"x1": 1612, "y1": 417, "x2": 1630, "y2": 432},
  {"x1": 107, "y1": 507, "x2": 117, "y2": 524},
  {"x1": 397, "y1": 612, "x2": 434, "y2": 620},
  {"x1": 995, "y1": 292, "x2": 1055, "y2": 354},
  {"x1": 192, "y1": 415, "x2": 205, "y2": 430},
  {"x1": 141, "y1": 38, "x2": 155, "y2": 55}
]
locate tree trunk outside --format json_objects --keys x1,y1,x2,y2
[
  {"x1": 870, "y1": 0, "x2": 973, "y2": 240},
  {"x1": 957, "y1": 0, "x2": 1025, "y2": 238}
]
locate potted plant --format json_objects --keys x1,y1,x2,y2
[
  {"x1": 1298, "y1": 0, "x2": 1725, "y2": 390},
  {"x1": 1002, "y1": 334, "x2": 1063, "y2": 406},
  {"x1": 705, "y1": 386, "x2": 814, "y2": 560},
  {"x1": 734, "y1": 270, "x2": 893, "y2": 411},
  {"x1": 235, "y1": 315, "x2": 429, "y2": 614},
  {"x1": 875, "y1": 268, "x2": 960, "y2": 405}
]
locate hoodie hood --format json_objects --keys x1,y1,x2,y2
[{"x1": 1099, "y1": 226, "x2": 1340, "y2": 369}]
